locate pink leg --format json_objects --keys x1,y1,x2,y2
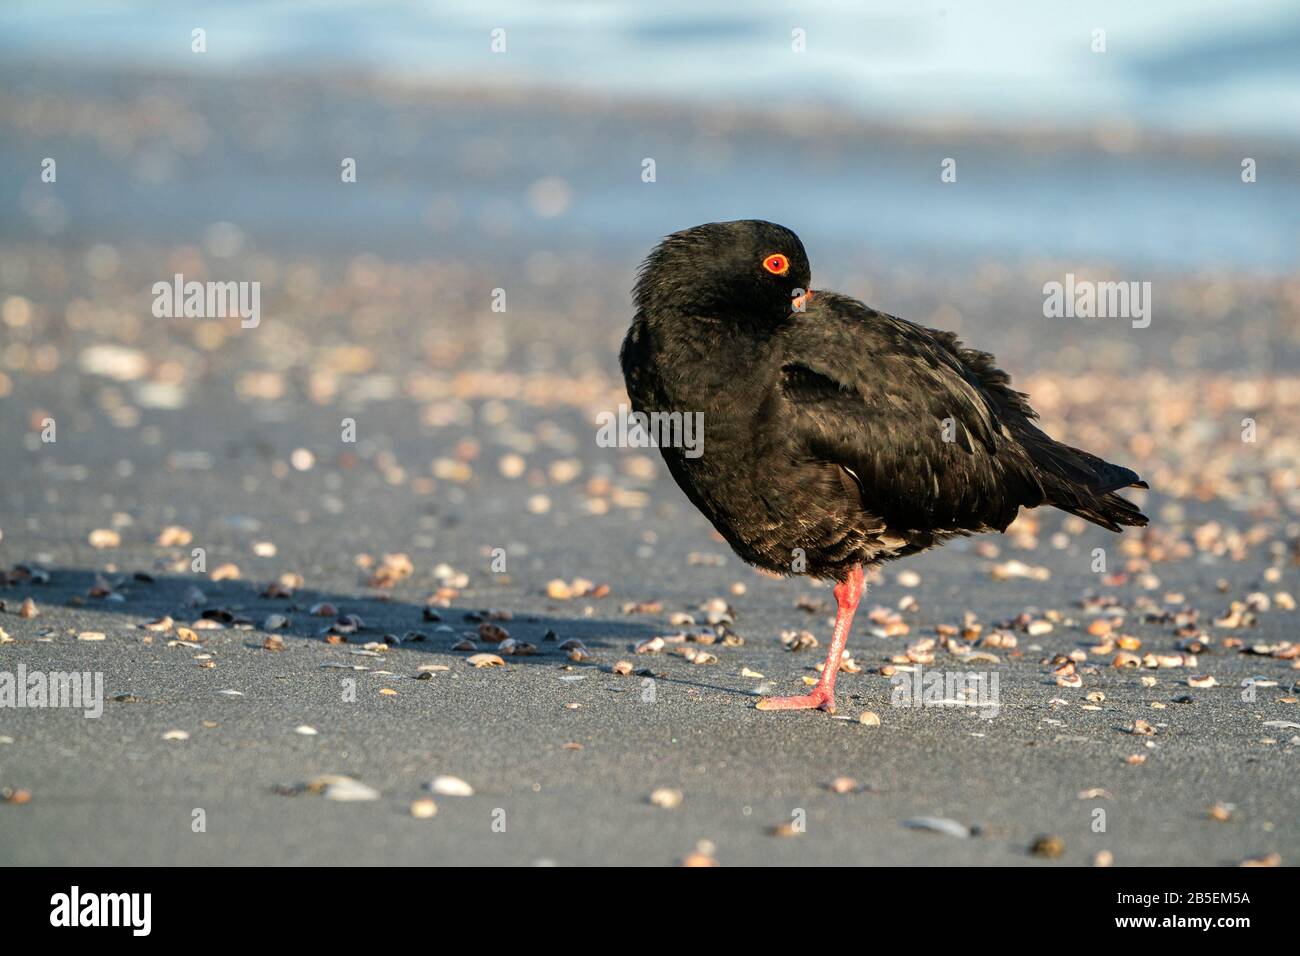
[{"x1": 757, "y1": 565, "x2": 866, "y2": 714}]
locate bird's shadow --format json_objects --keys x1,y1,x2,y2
[{"x1": 4, "y1": 567, "x2": 754, "y2": 698}]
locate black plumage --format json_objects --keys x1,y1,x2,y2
[{"x1": 621, "y1": 220, "x2": 1148, "y2": 714}]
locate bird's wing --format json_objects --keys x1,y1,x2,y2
[{"x1": 772, "y1": 292, "x2": 1044, "y2": 532}]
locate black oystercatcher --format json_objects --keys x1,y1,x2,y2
[{"x1": 620, "y1": 220, "x2": 1148, "y2": 714}]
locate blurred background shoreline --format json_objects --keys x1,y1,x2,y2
[
  {"x1": 3, "y1": 0, "x2": 1300, "y2": 275},
  {"x1": 3, "y1": 60, "x2": 1299, "y2": 276}
]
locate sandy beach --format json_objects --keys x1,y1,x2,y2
[{"x1": 1, "y1": 62, "x2": 1298, "y2": 866}]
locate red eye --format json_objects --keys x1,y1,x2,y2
[{"x1": 762, "y1": 253, "x2": 790, "y2": 276}]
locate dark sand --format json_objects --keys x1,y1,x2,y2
[{"x1": 0, "y1": 67, "x2": 1297, "y2": 866}]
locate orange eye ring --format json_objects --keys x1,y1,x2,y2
[{"x1": 762, "y1": 253, "x2": 790, "y2": 276}]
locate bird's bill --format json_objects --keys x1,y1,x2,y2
[{"x1": 792, "y1": 289, "x2": 814, "y2": 312}]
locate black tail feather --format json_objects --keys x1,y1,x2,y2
[{"x1": 1027, "y1": 439, "x2": 1149, "y2": 532}]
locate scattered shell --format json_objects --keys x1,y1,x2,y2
[
  {"x1": 368, "y1": 553, "x2": 414, "y2": 588},
  {"x1": 991, "y1": 560, "x2": 1050, "y2": 581},
  {"x1": 1030, "y1": 834, "x2": 1065, "y2": 858},
  {"x1": 649, "y1": 787, "x2": 683, "y2": 809},
  {"x1": 781, "y1": 630, "x2": 818, "y2": 651},
  {"x1": 767, "y1": 822, "x2": 802, "y2": 838},
  {"x1": 680, "y1": 850, "x2": 718, "y2": 867},
  {"x1": 156, "y1": 525, "x2": 193, "y2": 547},
  {"x1": 88, "y1": 529, "x2": 121, "y2": 549},
  {"x1": 903, "y1": 817, "x2": 970, "y2": 838},
  {"x1": 467, "y1": 653, "x2": 505, "y2": 668},
  {"x1": 1086, "y1": 619, "x2": 1113, "y2": 637},
  {"x1": 410, "y1": 798, "x2": 438, "y2": 818},
  {"x1": 209, "y1": 563, "x2": 241, "y2": 582},
  {"x1": 311, "y1": 775, "x2": 380, "y2": 802},
  {"x1": 430, "y1": 775, "x2": 474, "y2": 797},
  {"x1": 1208, "y1": 803, "x2": 1233, "y2": 822},
  {"x1": 162, "y1": 729, "x2": 190, "y2": 741},
  {"x1": 859, "y1": 711, "x2": 881, "y2": 726}
]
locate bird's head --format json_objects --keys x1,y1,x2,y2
[{"x1": 633, "y1": 220, "x2": 813, "y2": 328}]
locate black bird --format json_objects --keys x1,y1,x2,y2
[{"x1": 621, "y1": 220, "x2": 1148, "y2": 714}]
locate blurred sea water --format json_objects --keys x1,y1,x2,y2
[{"x1": 1, "y1": 0, "x2": 1298, "y2": 271}]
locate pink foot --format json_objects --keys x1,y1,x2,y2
[{"x1": 755, "y1": 687, "x2": 836, "y2": 714}]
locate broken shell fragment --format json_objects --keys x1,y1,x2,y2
[
  {"x1": 88, "y1": 529, "x2": 121, "y2": 549},
  {"x1": 430, "y1": 775, "x2": 474, "y2": 796},
  {"x1": 156, "y1": 525, "x2": 193, "y2": 547},
  {"x1": 210, "y1": 563, "x2": 241, "y2": 582},
  {"x1": 310, "y1": 775, "x2": 380, "y2": 802},
  {"x1": 648, "y1": 787, "x2": 683, "y2": 809},
  {"x1": 1030, "y1": 835, "x2": 1065, "y2": 858},
  {"x1": 1208, "y1": 803, "x2": 1233, "y2": 822},
  {"x1": 767, "y1": 822, "x2": 802, "y2": 838},
  {"x1": 781, "y1": 630, "x2": 818, "y2": 651},
  {"x1": 903, "y1": 817, "x2": 970, "y2": 838}
]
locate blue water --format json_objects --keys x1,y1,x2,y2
[
  {"x1": 1, "y1": 1, "x2": 1297, "y2": 272},
  {"x1": 3, "y1": 0, "x2": 1299, "y2": 141}
]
